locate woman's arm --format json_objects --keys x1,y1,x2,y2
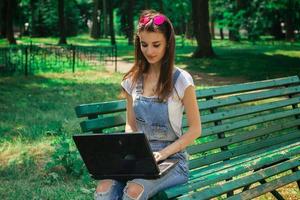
[
  {"x1": 124, "y1": 91, "x2": 138, "y2": 132},
  {"x1": 154, "y1": 85, "x2": 201, "y2": 162}
]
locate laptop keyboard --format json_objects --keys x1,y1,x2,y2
[{"x1": 158, "y1": 162, "x2": 172, "y2": 172}]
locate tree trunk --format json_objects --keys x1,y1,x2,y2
[
  {"x1": 108, "y1": 0, "x2": 115, "y2": 45},
  {"x1": 220, "y1": 28, "x2": 224, "y2": 40},
  {"x1": 127, "y1": 0, "x2": 134, "y2": 45},
  {"x1": 6, "y1": 0, "x2": 17, "y2": 44},
  {"x1": 229, "y1": 0, "x2": 242, "y2": 42},
  {"x1": 185, "y1": 20, "x2": 193, "y2": 39},
  {"x1": 30, "y1": 0, "x2": 35, "y2": 37},
  {"x1": 210, "y1": 20, "x2": 215, "y2": 40},
  {"x1": 0, "y1": 0, "x2": 6, "y2": 38},
  {"x1": 58, "y1": 0, "x2": 67, "y2": 44},
  {"x1": 91, "y1": 0, "x2": 101, "y2": 39},
  {"x1": 102, "y1": 0, "x2": 108, "y2": 38},
  {"x1": 191, "y1": 0, "x2": 214, "y2": 57},
  {"x1": 270, "y1": 12, "x2": 285, "y2": 40},
  {"x1": 285, "y1": 0, "x2": 295, "y2": 41}
]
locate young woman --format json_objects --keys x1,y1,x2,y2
[{"x1": 95, "y1": 10, "x2": 201, "y2": 200}]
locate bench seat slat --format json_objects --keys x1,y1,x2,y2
[
  {"x1": 199, "y1": 107, "x2": 300, "y2": 137},
  {"x1": 187, "y1": 119, "x2": 300, "y2": 155},
  {"x1": 189, "y1": 140, "x2": 300, "y2": 180},
  {"x1": 189, "y1": 130, "x2": 300, "y2": 169},
  {"x1": 180, "y1": 158, "x2": 300, "y2": 200},
  {"x1": 80, "y1": 114, "x2": 126, "y2": 132},
  {"x1": 75, "y1": 100, "x2": 126, "y2": 117},
  {"x1": 198, "y1": 85, "x2": 300, "y2": 110},
  {"x1": 227, "y1": 170, "x2": 300, "y2": 200},
  {"x1": 200, "y1": 96, "x2": 300, "y2": 124},
  {"x1": 196, "y1": 76, "x2": 300, "y2": 98},
  {"x1": 182, "y1": 96, "x2": 300, "y2": 127},
  {"x1": 164, "y1": 141, "x2": 300, "y2": 198}
]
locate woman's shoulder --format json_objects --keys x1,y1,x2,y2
[
  {"x1": 121, "y1": 76, "x2": 135, "y2": 95},
  {"x1": 174, "y1": 67, "x2": 194, "y2": 84},
  {"x1": 173, "y1": 67, "x2": 194, "y2": 99}
]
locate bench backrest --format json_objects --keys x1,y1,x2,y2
[{"x1": 75, "y1": 76, "x2": 300, "y2": 171}]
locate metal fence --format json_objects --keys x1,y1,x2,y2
[{"x1": 0, "y1": 44, "x2": 117, "y2": 75}]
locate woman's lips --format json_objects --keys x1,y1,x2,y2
[{"x1": 147, "y1": 56, "x2": 156, "y2": 60}]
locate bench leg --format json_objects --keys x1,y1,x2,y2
[
  {"x1": 259, "y1": 179, "x2": 285, "y2": 200},
  {"x1": 291, "y1": 167, "x2": 300, "y2": 189},
  {"x1": 242, "y1": 179, "x2": 285, "y2": 200}
]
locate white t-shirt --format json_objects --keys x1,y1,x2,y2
[{"x1": 121, "y1": 67, "x2": 194, "y2": 137}]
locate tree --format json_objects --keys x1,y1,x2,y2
[
  {"x1": 108, "y1": 0, "x2": 115, "y2": 45},
  {"x1": 191, "y1": 0, "x2": 214, "y2": 57},
  {"x1": 6, "y1": 0, "x2": 17, "y2": 44},
  {"x1": 285, "y1": 0, "x2": 296, "y2": 41},
  {"x1": 91, "y1": 0, "x2": 101, "y2": 39},
  {"x1": 58, "y1": 0, "x2": 67, "y2": 44},
  {"x1": 0, "y1": 0, "x2": 6, "y2": 38}
]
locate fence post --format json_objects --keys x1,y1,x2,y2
[
  {"x1": 72, "y1": 45, "x2": 75, "y2": 73},
  {"x1": 114, "y1": 45, "x2": 117, "y2": 72},
  {"x1": 25, "y1": 46, "x2": 28, "y2": 76}
]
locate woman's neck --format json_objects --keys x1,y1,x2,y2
[{"x1": 148, "y1": 63, "x2": 161, "y2": 76}]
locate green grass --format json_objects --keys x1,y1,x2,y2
[
  {"x1": 175, "y1": 39, "x2": 300, "y2": 81},
  {"x1": 1, "y1": 35, "x2": 300, "y2": 199}
]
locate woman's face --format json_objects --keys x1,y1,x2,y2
[{"x1": 139, "y1": 31, "x2": 167, "y2": 66}]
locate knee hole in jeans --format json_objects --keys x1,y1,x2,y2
[
  {"x1": 96, "y1": 179, "x2": 114, "y2": 193},
  {"x1": 124, "y1": 182, "x2": 144, "y2": 200}
]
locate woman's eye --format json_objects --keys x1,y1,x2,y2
[
  {"x1": 154, "y1": 44, "x2": 160, "y2": 48},
  {"x1": 141, "y1": 44, "x2": 148, "y2": 48}
]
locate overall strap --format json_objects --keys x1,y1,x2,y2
[
  {"x1": 173, "y1": 68, "x2": 181, "y2": 99},
  {"x1": 135, "y1": 76, "x2": 143, "y2": 95},
  {"x1": 172, "y1": 68, "x2": 181, "y2": 86}
]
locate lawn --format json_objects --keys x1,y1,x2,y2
[{"x1": 0, "y1": 35, "x2": 300, "y2": 199}]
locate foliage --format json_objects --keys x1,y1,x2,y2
[
  {"x1": 45, "y1": 134, "x2": 86, "y2": 177},
  {"x1": 211, "y1": 0, "x2": 300, "y2": 41}
]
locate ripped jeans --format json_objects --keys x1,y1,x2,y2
[{"x1": 94, "y1": 146, "x2": 189, "y2": 200}]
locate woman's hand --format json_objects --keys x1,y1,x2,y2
[{"x1": 153, "y1": 151, "x2": 167, "y2": 162}]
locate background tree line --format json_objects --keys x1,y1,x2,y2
[{"x1": 0, "y1": 0, "x2": 299, "y2": 58}]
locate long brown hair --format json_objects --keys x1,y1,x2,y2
[{"x1": 123, "y1": 10, "x2": 175, "y2": 101}]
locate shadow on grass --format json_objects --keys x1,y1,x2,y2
[{"x1": 0, "y1": 72, "x2": 123, "y2": 141}]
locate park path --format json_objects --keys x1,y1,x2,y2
[
  {"x1": 104, "y1": 59, "x2": 246, "y2": 86},
  {"x1": 105, "y1": 59, "x2": 133, "y2": 73}
]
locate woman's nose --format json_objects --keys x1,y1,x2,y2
[{"x1": 146, "y1": 46, "x2": 155, "y2": 55}]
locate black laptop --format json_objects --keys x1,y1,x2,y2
[{"x1": 72, "y1": 132, "x2": 178, "y2": 180}]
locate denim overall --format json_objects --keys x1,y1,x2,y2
[{"x1": 95, "y1": 69, "x2": 189, "y2": 200}]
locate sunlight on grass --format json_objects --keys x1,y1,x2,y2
[
  {"x1": 0, "y1": 137, "x2": 52, "y2": 167},
  {"x1": 264, "y1": 50, "x2": 300, "y2": 57}
]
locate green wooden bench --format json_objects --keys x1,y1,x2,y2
[{"x1": 75, "y1": 75, "x2": 300, "y2": 200}]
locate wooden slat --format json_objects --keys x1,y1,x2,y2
[
  {"x1": 189, "y1": 131, "x2": 300, "y2": 169},
  {"x1": 189, "y1": 140, "x2": 300, "y2": 179},
  {"x1": 75, "y1": 100, "x2": 126, "y2": 117},
  {"x1": 196, "y1": 76, "x2": 299, "y2": 98},
  {"x1": 227, "y1": 170, "x2": 300, "y2": 200},
  {"x1": 179, "y1": 158, "x2": 300, "y2": 200},
  {"x1": 80, "y1": 114, "x2": 126, "y2": 132},
  {"x1": 198, "y1": 85, "x2": 300, "y2": 110},
  {"x1": 164, "y1": 141, "x2": 300, "y2": 198},
  {"x1": 199, "y1": 107, "x2": 300, "y2": 137},
  {"x1": 187, "y1": 119, "x2": 300, "y2": 155},
  {"x1": 182, "y1": 96, "x2": 300, "y2": 127},
  {"x1": 201, "y1": 96, "x2": 300, "y2": 124}
]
